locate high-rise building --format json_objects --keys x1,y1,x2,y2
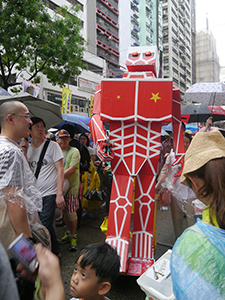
[
  {"x1": 119, "y1": 0, "x2": 140, "y2": 69},
  {"x1": 190, "y1": 0, "x2": 196, "y2": 84},
  {"x1": 139, "y1": 0, "x2": 163, "y2": 51},
  {"x1": 220, "y1": 66, "x2": 225, "y2": 83},
  {"x1": 94, "y1": 0, "x2": 120, "y2": 77},
  {"x1": 119, "y1": 0, "x2": 163, "y2": 70},
  {"x1": 196, "y1": 30, "x2": 220, "y2": 83},
  {"x1": 162, "y1": 0, "x2": 192, "y2": 100}
]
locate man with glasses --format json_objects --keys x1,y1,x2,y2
[
  {"x1": 27, "y1": 117, "x2": 64, "y2": 257},
  {"x1": 0, "y1": 101, "x2": 43, "y2": 299}
]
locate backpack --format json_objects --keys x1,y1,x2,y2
[{"x1": 69, "y1": 139, "x2": 90, "y2": 173}]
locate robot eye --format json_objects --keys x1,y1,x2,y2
[
  {"x1": 132, "y1": 52, "x2": 139, "y2": 57},
  {"x1": 144, "y1": 51, "x2": 152, "y2": 56}
]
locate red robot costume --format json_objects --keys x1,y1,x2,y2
[{"x1": 89, "y1": 46, "x2": 185, "y2": 275}]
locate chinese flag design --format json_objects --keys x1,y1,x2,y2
[
  {"x1": 137, "y1": 81, "x2": 173, "y2": 120},
  {"x1": 100, "y1": 80, "x2": 173, "y2": 121},
  {"x1": 101, "y1": 80, "x2": 136, "y2": 120}
]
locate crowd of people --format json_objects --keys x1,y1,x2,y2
[
  {"x1": 1, "y1": 101, "x2": 225, "y2": 300},
  {"x1": 0, "y1": 101, "x2": 116, "y2": 300}
]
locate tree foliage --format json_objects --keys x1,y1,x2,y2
[{"x1": 0, "y1": 0, "x2": 86, "y2": 90}]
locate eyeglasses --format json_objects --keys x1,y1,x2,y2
[
  {"x1": 12, "y1": 113, "x2": 31, "y2": 120},
  {"x1": 58, "y1": 136, "x2": 70, "y2": 140}
]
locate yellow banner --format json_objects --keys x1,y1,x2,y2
[
  {"x1": 90, "y1": 95, "x2": 94, "y2": 117},
  {"x1": 62, "y1": 87, "x2": 72, "y2": 114}
]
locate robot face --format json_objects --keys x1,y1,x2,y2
[{"x1": 125, "y1": 46, "x2": 159, "y2": 77}]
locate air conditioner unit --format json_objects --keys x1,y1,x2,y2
[
  {"x1": 71, "y1": 104, "x2": 79, "y2": 112},
  {"x1": 84, "y1": 108, "x2": 89, "y2": 113},
  {"x1": 80, "y1": 107, "x2": 84, "y2": 112}
]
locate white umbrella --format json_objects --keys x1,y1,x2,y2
[
  {"x1": 0, "y1": 93, "x2": 63, "y2": 130},
  {"x1": 184, "y1": 82, "x2": 225, "y2": 106}
]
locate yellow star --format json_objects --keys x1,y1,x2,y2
[
  {"x1": 117, "y1": 95, "x2": 121, "y2": 99},
  {"x1": 150, "y1": 92, "x2": 161, "y2": 103}
]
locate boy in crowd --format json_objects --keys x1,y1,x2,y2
[
  {"x1": 70, "y1": 242, "x2": 120, "y2": 300},
  {"x1": 17, "y1": 242, "x2": 120, "y2": 300}
]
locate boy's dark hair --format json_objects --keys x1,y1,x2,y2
[
  {"x1": 30, "y1": 117, "x2": 46, "y2": 129},
  {"x1": 77, "y1": 242, "x2": 120, "y2": 284}
]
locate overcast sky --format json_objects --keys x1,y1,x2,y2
[{"x1": 196, "y1": 0, "x2": 225, "y2": 66}]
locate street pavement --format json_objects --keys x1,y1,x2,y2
[{"x1": 55, "y1": 202, "x2": 177, "y2": 300}]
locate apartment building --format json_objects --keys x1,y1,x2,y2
[
  {"x1": 191, "y1": 0, "x2": 196, "y2": 84},
  {"x1": 139, "y1": 0, "x2": 163, "y2": 51},
  {"x1": 119, "y1": 0, "x2": 140, "y2": 69},
  {"x1": 119, "y1": 0, "x2": 163, "y2": 71},
  {"x1": 95, "y1": 0, "x2": 120, "y2": 77},
  {"x1": 162, "y1": 0, "x2": 192, "y2": 100},
  {"x1": 196, "y1": 30, "x2": 220, "y2": 83}
]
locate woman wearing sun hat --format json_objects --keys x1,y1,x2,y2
[{"x1": 170, "y1": 130, "x2": 225, "y2": 299}]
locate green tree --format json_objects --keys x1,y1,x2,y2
[{"x1": 0, "y1": 0, "x2": 86, "y2": 91}]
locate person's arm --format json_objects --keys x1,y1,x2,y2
[
  {"x1": 155, "y1": 163, "x2": 169, "y2": 190},
  {"x1": 17, "y1": 244, "x2": 65, "y2": 300},
  {"x1": 64, "y1": 165, "x2": 76, "y2": 179},
  {"x1": 155, "y1": 153, "x2": 171, "y2": 191},
  {"x1": 54, "y1": 159, "x2": 66, "y2": 210},
  {"x1": 35, "y1": 244, "x2": 64, "y2": 300},
  {"x1": 202, "y1": 117, "x2": 212, "y2": 132},
  {"x1": 4, "y1": 186, "x2": 32, "y2": 238},
  {"x1": 90, "y1": 154, "x2": 97, "y2": 163}
]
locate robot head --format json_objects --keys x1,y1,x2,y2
[{"x1": 125, "y1": 46, "x2": 159, "y2": 78}]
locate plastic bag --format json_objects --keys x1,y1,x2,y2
[
  {"x1": 159, "y1": 150, "x2": 197, "y2": 219},
  {"x1": 161, "y1": 188, "x2": 171, "y2": 206},
  {"x1": 171, "y1": 219, "x2": 225, "y2": 299},
  {"x1": 83, "y1": 188, "x2": 107, "y2": 202},
  {"x1": 156, "y1": 186, "x2": 171, "y2": 208}
]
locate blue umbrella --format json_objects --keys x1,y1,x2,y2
[
  {"x1": 76, "y1": 115, "x2": 91, "y2": 125},
  {"x1": 54, "y1": 113, "x2": 90, "y2": 133},
  {"x1": 186, "y1": 124, "x2": 199, "y2": 133}
]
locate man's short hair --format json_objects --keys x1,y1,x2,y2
[
  {"x1": 30, "y1": 117, "x2": 46, "y2": 129},
  {"x1": 0, "y1": 101, "x2": 22, "y2": 126},
  {"x1": 77, "y1": 242, "x2": 120, "y2": 284}
]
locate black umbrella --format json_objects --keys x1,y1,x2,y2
[{"x1": 181, "y1": 103, "x2": 211, "y2": 123}]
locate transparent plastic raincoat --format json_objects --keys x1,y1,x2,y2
[
  {"x1": 171, "y1": 219, "x2": 225, "y2": 299},
  {"x1": 0, "y1": 136, "x2": 50, "y2": 249}
]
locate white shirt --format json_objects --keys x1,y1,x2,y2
[{"x1": 27, "y1": 140, "x2": 63, "y2": 197}]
